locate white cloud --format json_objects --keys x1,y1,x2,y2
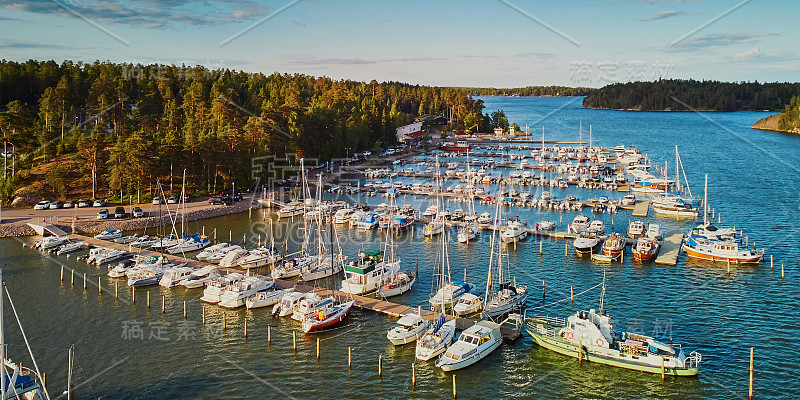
[{"x1": 734, "y1": 47, "x2": 760, "y2": 61}]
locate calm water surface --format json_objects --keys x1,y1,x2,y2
[{"x1": 1, "y1": 96, "x2": 797, "y2": 399}]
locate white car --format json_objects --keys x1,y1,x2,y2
[
  {"x1": 152, "y1": 197, "x2": 162, "y2": 205},
  {"x1": 34, "y1": 200, "x2": 51, "y2": 210},
  {"x1": 93, "y1": 199, "x2": 106, "y2": 207}
]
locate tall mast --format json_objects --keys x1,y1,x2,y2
[
  {"x1": 1, "y1": 269, "x2": 5, "y2": 400},
  {"x1": 703, "y1": 174, "x2": 709, "y2": 225},
  {"x1": 675, "y1": 145, "x2": 681, "y2": 193},
  {"x1": 599, "y1": 269, "x2": 606, "y2": 315},
  {"x1": 180, "y1": 169, "x2": 186, "y2": 237},
  {"x1": 579, "y1": 119, "x2": 582, "y2": 149},
  {"x1": 589, "y1": 125, "x2": 593, "y2": 148}
]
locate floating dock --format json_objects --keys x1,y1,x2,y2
[
  {"x1": 632, "y1": 201, "x2": 649, "y2": 218},
  {"x1": 655, "y1": 231, "x2": 683, "y2": 266}
]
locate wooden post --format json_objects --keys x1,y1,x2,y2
[
  {"x1": 267, "y1": 325, "x2": 271, "y2": 344},
  {"x1": 98, "y1": 277, "x2": 101, "y2": 295},
  {"x1": 718, "y1": 212, "x2": 721, "y2": 225},
  {"x1": 223, "y1": 314, "x2": 227, "y2": 331},
  {"x1": 749, "y1": 347, "x2": 754, "y2": 399},
  {"x1": 378, "y1": 354, "x2": 382, "y2": 377},
  {"x1": 293, "y1": 330, "x2": 297, "y2": 352},
  {"x1": 539, "y1": 240, "x2": 543, "y2": 255},
  {"x1": 464, "y1": 268, "x2": 467, "y2": 282},
  {"x1": 229, "y1": 230, "x2": 232, "y2": 242},
  {"x1": 60, "y1": 266, "x2": 63, "y2": 282},
  {"x1": 727, "y1": 259, "x2": 731, "y2": 275},
  {"x1": 578, "y1": 341, "x2": 582, "y2": 364},
  {"x1": 781, "y1": 263, "x2": 784, "y2": 280},
  {"x1": 565, "y1": 242, "x2": 568, "y2": 258},
  {"x1": 452, "y1": 374, "x2": 457, "y2": 399},
  {"x1": 661, "y1": 356, "x2": 665, "y2": 380},
  {"x1": 132, "y1": 286, "x2": 135, "y2": 304},
  {"x1": 412, "y1": 363, "x2": 415, "y2": 386},
  {"x1": 570, "y1": 286, "x2": 574, "y2": 304},
  {"x1": 542, "y1": 280, "x2": 545, "y2": 299},
  {"x1": 316, "y1": 337, "x2": 320, "y2": 359},
  {"x1": 244, "y1": 320, "x2": 248, "y2": 339},
  {"x1": 348, "y1": 346, "x2": 351, "y2": 369},
  {"x1": 71, "y1": 269, "x2": 74, "y2": 286},
  {"x1": 745, "y1": 236, "x2": 748, "y2": 248},
  {"x1": 82, "y1": 273, "x2": 86, "y2": 292},
  {"x1": 514, "y1": 240, "x2": 517, "y2": 253},
  {"x1": 162, "y1": 295, "x2": 165, "y2": 313},
  {"x1": 202, "y1": 306, "x2": 206, "y2": 325},
  {"x1": 146, "y1": 291, "x2": 150, "y2": 308},
  {"x1": 770, "y1": 255, "x2": 773, "y2": 270},
  {"x1": 183, "y1": 300, "x2": 187, "y2": 319},
  {"x1": 115, "y1": 281, "x2": 118, "y2": 298}
]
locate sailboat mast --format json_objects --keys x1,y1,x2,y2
[
  {"x1": 675, "y1": 146, "x2": 681, "y2": 193},
  {"x1": 180, "y1": 169, "x2": 186, "y2": 237},
  {"x1": 703, "y1": 174, "x2": 709, "y2": 225},
  {"x1": 579, "y1": 119, "x2": 582, "y2": 149},
  {"x1": 1, "y1": 269, "x2": 5, "y2": 400},
  {"x1": 589, "y1": 125, "x2": 593, "y2": 148}
]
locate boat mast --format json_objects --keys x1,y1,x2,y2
[
  {"x1": 180, "y1": 169, "x2": 186, "y2": 237},
  {"x1": 1, "y1": 269, "x2": 5, "y2": 400},
  {"x1": 675, "y1": 146, "x2": 681, "y2": 193},
  {"x1": 599, "y1": 269, "x2": 606, "y2": 315},
  {"x1": 589, "y1": 125, "x2": 593, "y2": 148},
  {"x1": 703, "y1": 174, "x2": 709, "y2": 225},
  {"x1": 579, "y1": 119, "x2": 582, "y2": 149}
]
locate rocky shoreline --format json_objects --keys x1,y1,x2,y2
[{"x1": 0, "y1": 200, "x2": 262, "y2": 238}]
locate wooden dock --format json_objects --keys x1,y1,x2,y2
[
  {"x1": 632, "y1": 201, "x2": 649, "y2": 218},
  {"x1": 69, "y1": 234, "x2": 518, "y2": 339},
  {"x1": 655, "y1": 231, "x2": 684, "y2": 266},
  {"x1": 28, "y1": 223, "x2": 69, "y2": 236}
]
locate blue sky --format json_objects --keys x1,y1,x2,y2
[{"x1": 0, "y1": 0, "x2": 797, "y2": 87}]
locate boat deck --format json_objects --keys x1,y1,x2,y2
[
  {"x1": 632, "y1": 201, "x2": 650, "y2": 218},
  {"x1": 655, "y1": 230, "x2": 684, "y2": 265}
]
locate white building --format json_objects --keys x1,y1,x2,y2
[{"x1": 396, "y1": 121, "x2": 425, "y2": 143}]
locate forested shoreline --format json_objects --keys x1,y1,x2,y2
[{"x1": 582, "y1": 79, "x2": 800, "y2": 111}]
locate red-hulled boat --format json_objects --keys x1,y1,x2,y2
[
  {"x1": 301, "y1": 300, "x2": 355, "y2": 333},
  {"x1": 441, "y1": 140, "x2": 471, "y2": 152},
  {"x1": 601, "y1": 233, "x2": 625, "y2": 259},
  {"x1": 632, "y1": 237, "x2": 660, "y2": 262}
]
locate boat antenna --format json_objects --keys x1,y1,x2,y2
[{"x1": 599, "y1": 269, "x2": 606, "y2": 315}]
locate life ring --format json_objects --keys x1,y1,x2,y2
[
  {"x1": 566, "y1": 332, "x2": 573, "y2": 340},
  {"x1": 596, "y1": 338, "x2": 604, "y2": 346},
  {"x1": 632, "y1": 346, "x2": 639, "y2": 355}
]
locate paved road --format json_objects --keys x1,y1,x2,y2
[{"x1": 1, "y1": 198, "x2": 217, "y2": 224}]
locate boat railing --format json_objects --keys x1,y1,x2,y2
[
  {"x1": 533, "y1": 316, "x2": 566, "y2": 326},
  {"x1": 686, "y1": 351, "x2": 702, "y2": 368}
]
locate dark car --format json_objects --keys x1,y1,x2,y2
[
  {"x1": 209, "y1": 197, "x2": 233, "y2": 205},
  {"x1": 63, "y1": 200, "x2": 76, "y2": 208},
  {"x1": 220, "y1": 189, "x2": 243, "y2": 201},
  {"x1": 114, "y1": 207, "x2": 127, "y2": 218},
  {"x1": 78, "y1": 199, "x2": 91, "y2": 208}
]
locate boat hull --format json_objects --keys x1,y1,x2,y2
[{"x1": 437, "y1": 339, "x2": 502, "y2": 371}]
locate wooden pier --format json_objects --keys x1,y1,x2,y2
[
  {"x1": 655, "y1": 231, "x2": 683, "y2": 266},
  {"x1": 632, "y1": 201, "x2": 649, "y2": 218}
]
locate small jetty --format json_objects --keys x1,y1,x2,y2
[
  {"x1": 632, "y1": 200, "x2": 650, "y2": 218},
  {"x1": 655, "y1": 231, "x2": 684, "y2": 266},
  {"x1": 27, "y1": 223, "x2": 69, "y2": 237}
]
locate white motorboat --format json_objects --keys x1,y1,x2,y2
[
  {"x1": 206, "y1": 245, "x2": 242, "y2": 264},
  {"x1": 588, "y1": 219, "x2": 606, "y2": 235},
  {"x1": 291, "y1": 294, "x2": 334, "y2": 321},
  {"x1": 453, "y1": 292, "x2": 483, "y2": 316},
  {"x1": 196, "y1": 242, "x2": 229, "y2": 261},
  {"x1": 570, "y1": 215, "x2": 590, "y2": 233},
  {"x1": 422, "y1": 205, "x2": 438, "y2": 218},
  {"x1": 127, "y1": 265, "x2": 169, "y2": 287},
  {"x1": 219, "y1": 276, "x2": 274, "y2": 308},
  {"x1": 349, "y1": 212, "x2": 363, "y2": 228},
  {"x1": 106, "y1": 259, "x2": 136, "y2": 278},
  {"x1": 477, "y1": 212, "x2": 492, "y2": 224},
  {"x1": 167, "y1": 234, "x2": 210, "y2": 254},
  {"x1": 94, "y1": 229, "x2": 122, "y2": 240},
  {"x1": 387, "y1": 308, "x2": 430, "y2": 345},
  {"x1": 272, "y1": 255, "x2": 318, "y2": 279},
  {"x1": 429, "y1": 281, "x2": 471, "y2": 309},
  {"x1": 340, "y1": 249, "x2": 398, "y2": 295},
  {"x1": 109, "y1": 255, "x2": 168, "y2": 278},
  {"x1": 646, "y1": 223, "x2": 663, "y2": 240},
  {"x1": 237, "y1": 247, "x2": 282, "y2": 270},
  {"x1": 39, "y1": 236, "x2": 68, "y2": 250},
  {"x1": 333, "y1": 208, "x2": 355, "y2": 224},
  {"x1": 93, "y1": 249, "x2": 129, "y2": 265},
  {"x1": 180, "y1": 265, "x2": 220, "y2": 289},
  {"x1": 621, "y1": 194, "x2": 636, "y2": 205},
  {"x1": 245, "y1": 287, "x2": 294, "y2": 309},
  {"x1": 272, "y1": 291, "x2": 315, "y2": 317},
  {"x1": 113, "y1": 235, "x2": 139, "y2": 244},
  {"x1": 218, "y1": 248, "x2": 249, "y2": 268},
  {"x1": 200, "y1": 273, "x2": 244, "y2": 303},
  {"x1": 56, "y1": 240, "x2": 86, "y2": 255},
  {"x1": 150, "y1": 234, "x2": 181, "y2": 250},
  {"x1": 573, "y1": 229, "x2": 602, "y2": 255},
  {"x1": 277, "y1": 201, "x2": 305, "y2": 218},
  {"x1": 130, "y1": 235, "x2": 159, "y2": 248},
  {"x1": 627, "y1": 220, "x2": 646, "y2": 239},
  {"x1": 436, "y1": 320, "x2": 502, "y2": 371},
  {"x1": 536, "y1": 220, "x2": 556, "y2": 231},
  {"x1": 159, "y1": 266, "x2": 195, "y2": 287},
  {"x1": 416, "y1": 316, "x2": 456, "y2": 361},
  {"x1": 457, "y1": 225, "x2": 478, "y2": 243},
  {"x1": 357, "y1": 212, "x2": 380, "y2": 230},
  {"x1": 500, "y1": 216, "x2": 527, "y2": 244}
]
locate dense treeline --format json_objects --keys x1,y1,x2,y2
[
  {"x1": 582, "y1": 79, "x2": 800, "y2": 111},
  {"x1": 456, "y1": 86, "x2": 591, "y2": 97},
  {"x1": 0, "y1": 60, "x2": 493, "y2": 201},
  {"x1": 777, "y1": 95, "x2": 800, "y2": 132}
]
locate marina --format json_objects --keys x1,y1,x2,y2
[{"x1": 0, "y1": 96, "x2": 795, "y2": 400}]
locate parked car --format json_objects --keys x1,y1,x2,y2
[
  {"x1": 219, "y1": 189, "x2": 242, "y2": 201},
  {"x1": 93, "y1": 199, "x2": 106, "y2": 207},
  {"x1": 152, "y1": 197, "x2": 162, "y2": 205},
  {"x1": 167, "y1": 196, "x2": 178, "y2": 204},
  {"x1": 114, "y1": 207, "x2": 126, "y2": 218},
  {"x1": 78, "y1": 199, "x2": 91, "y2": 208},
  {"x1": 209, "y1": 197, "x2": 233, "y2": 205},
  {"x1": 49, "y1": 201, "x2": 64, "y2": 209},
  {"x1": 63, "y1": 201, "x2": 76, "y2": 208},
  {"x1": 182, "y1": 194, "x2": 190, "y2": 202},
  {"x1": 97, "y1": 209, "x2": 109, "y2": 219},
  {"x1": 132, "y1": 207, "x2": 145, "y2": 218},
  {"x1": 34, "y1": 200, "x2": 51, "y2": 210}
]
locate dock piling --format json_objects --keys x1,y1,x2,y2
[
  {"x1": 565, "y1": 242, "x2": 568, "y2": 258},
  {"x1": 578, "y1": 341, "x2": 582, "y2": 363},
  {"x1": 749, "y1": 347, "x2": 754, "y2": 399},
  {"x1": 83, "y1": 273, "x2": 86, "y2": 292},
  {"x1": 464, "y1": 268, "x2": 467, "y2": 282},
  {"x1": 661, "y1": 356, "x2": 665, "y2": 380},
  {"x1": 316, "y1": 338, "x2": 320, "y2": 359},
  {"x1": 71, "y1": 269, "x2": 74, "y2": 286},
  {"x1": 781, "y1": 263, "x2": 784, "y2": 280},
  {"x1": 412, "y1": 363, "x2": 415, "y2": 386},
  {"x1": 571, "y1": 286, "x2": 574, "y2": 304},
  {"x1": 132, "y1": 286, "x2": 135, "y2": 304},
  {"x1": 542, "y1": 280, "x2": 545, "y2": 299},
  {"x1": 378, "y1": 354, "x2": 382, "y2": 377},
  {"x1": 162, "y1": 296, "x2": 165, "y2": 313},
  {"x1": 115, "y1": 282, "x2": 118, "y2": 298},
  {"x1": 452, "y1": 374, "x2": 456, "y2": 399},
  {"x1": 60, "y1": 266, "x2": 63, "y2": 282},
  {"x1": 183, "y1": 300, "x2": 187, "y2": 319},
  {"x1": 539, "y1": 240, "x2": 543, "y2": 255},
  {"x1": 348, "y1": 347, "x2": 351, "y2": 369},
  {"x1": 98, "y1": 277, "x2": 101, "y2": 295},
  {"x1": 267, "y1": 325, "x2": 271, "y2": 345},
  {"x1": 293, "y1": 330, "x2": 296, "y2": 352},
  {"x1": 147, "y1": 291, "x2": 150, "y2": 308}
]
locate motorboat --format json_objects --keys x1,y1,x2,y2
[
  {"x1": 127, "y1": 264, "x2": 170, "y2": 287},
  {"x1": 167, "y1": 234, "x2": 210, "y2": 254},
  {"x1": 416, "y1": 316, "x2": 456, "y2": 361},
  {"x1": 219, "y1": 276, "x2": 274, "y2": 308},
  {"x1": 196, "y1": 242, "x2": 229, "y2": 261},
  {"x1": 106, "y1": 259, "x2": 136, "y2": 278},
  {"x1": 113, "y1": 235, "x2": 139, "y2": 244},
  {"x1": 428, "y1": 281, "x2": 471, "y2": 309},
  {"x1": 159, "y1": 266, "x2": 195, "y2": 287},
  {"x1": 271, "y1": 255, "x2": 318, "y2": 279},
  {"x1": 333, "y1": 208, "x2": 355, "y2": 224},
  {"x1": 525, "y1": 308, "x2": 702, "y2": 376},
  {"x1": 588, "y1": 220, "x2": 606, "y2": 235},
  {"x1": 632, "y1": 237, "x2": 660, "y2": 262},
  {"x1": 340, "y1": 249, "x2": 398, "y2": 295},
  {"x1": 627, "y1": 220, "x2": 646, "y2": 239},
  {"x1": 453, "y1": 291, "x2": 483, "y2": 316},
  {"x1": 56, "y1": 240, "x2": 86, "y2": 255},
  {"x1": 500, "y1": 216, "x2": 527, "y2": 244},
  {"x1": 647, "y1": 223, "x2": 663, "y2": 240},
  {"x1": 272, "y1": 291, "x2": 315, "y2": 317},
  {"x1": 200, "y1": 273, "x2": 245, "y2": 303},
  {"x1": 94, "y1": 229, "x2": 122, "y2": 240},
  {"x1": 457, "y1": 225, "x2": 478, "y2": 243},
  {"x1": 357, "y1": 212, "x2": 380, "y2": 230},
  {"x1": 237, "y1": 247, "x2": 281, "y2": 270},
  {"x1": 291, "y1": 294, "x2": 332, "y2": 321},
  {"x1": 391, "y1": 216, "x2": 414, "y2": 231},
  {"x1": 150, "y1": 234, "x2": 181, "y2": 251},
  {"x1": 93, "y1": 249, "x2": 130, "y2": 265},
  {"x1": 601, "y1": 233, "x2": 625, "y2": 259},
  {"x1": 436, "y1": 320, "x2": 502, "y2": 371},
  {"x1": 570, "y1": 215, "x2": 590, "y2": 233},
  {"x1": 387, "y1": 308, "x2": 430, "y2": 345},
  {"x1": 180, "y1": 265, "x2": 220, "y2": 289},
  {"x1": 621, "y1": 194, "x2": 636, "y2": 206},
  {"x1": 245, "y1": 287, "x2": 294, "y2": 309},
  {"x1": 218, "y1": 248, "x2": 249, "y2": 268},
  {"x1": 349, "y1": 212, "x2": 363, "y2": 228},
  {"x1": 206, "y1": 245, "x2": 242, "y2": 264},
  {"x1": 38, "y1": 236, "x2": 68, "y2": 250},
  {"x1": 423, "y1": 221, "x2": 445, "y2": 237},
  {"x1": 277, "y1": 201, "x2": 305, "y2": 218},
  {"x1": 477, "y1": 212, "x2": 492, "y2": 224},
  {"x1": 130, "y1": 235, "x2": 159, "y2": 248},
  {"x1": 683, "y1": 235, "x2": 763, "y2": 264},
  {"x1": 573, "y1": 229, "x2": 602, "y2": 255},
  {"x1": 108, "y1": 255, "x2": 167, "y2": 278},
  {"x1": 422, "y1": 205, "x2": 438, "y2": 218},
  {"x1": 536, "y1": 220, "x2": 556, "y2": 231}
]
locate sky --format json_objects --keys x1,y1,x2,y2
[{"x1": 0, "y1": 0, "x2": 797, "y2": 87}]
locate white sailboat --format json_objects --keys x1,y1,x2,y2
[{"x1": 483, "y1": 193, "x2": 528, "y2": 319}]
